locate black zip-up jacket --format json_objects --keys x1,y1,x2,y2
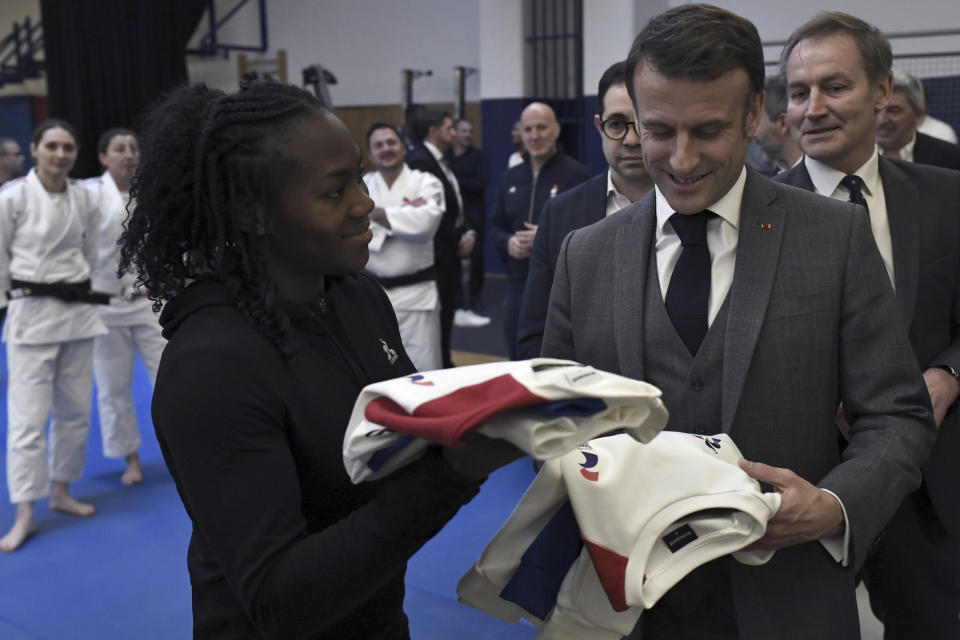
[
  {"x1": 153, "y1": 274, "x2": 481, "y2": 639},
  {"x1": 489, "y1": 150, "x2": 592, "y2": 282}
]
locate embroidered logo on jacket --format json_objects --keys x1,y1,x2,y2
[
  {"x1": 379, "y1": 338, "x2": 399, "y2": 365},
  {"x1": 409, "y1": 374, "x2": 434, "y2": 386},
  {"x1": 578, "y1": 445, "x2": 600, "y2": 481},
  {"x1": 693, "y1": 434, "x2": 722, "y2": 454}
]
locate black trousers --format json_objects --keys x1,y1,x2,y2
[{"x1": 863, "y1": 487, "x2": 960, "y2": 639}]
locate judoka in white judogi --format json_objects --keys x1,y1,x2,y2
[
  {"x1": 84, "y1": 169, "x2": 165, "y2": 466},
  {"x1": 363, "y1": 164, "x2": 444, "y2": 371},
  {"x1": 0, "y1": 168, "x2": 106, "y2": 504}
]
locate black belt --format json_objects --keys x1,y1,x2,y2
[
  {"x1": 375, "y1": 266, "x2": 436, "y2": 289},
  {"x1": 8, "y1": 279, "x2": 112, "y2": 305}
]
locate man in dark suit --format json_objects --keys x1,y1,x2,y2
[
  {"x1": 777, "y1": 13, "x2": 960, "y2": 638},
  {"x1": 516, "y1": 60, "x2": 652, "y2": 359},
  {"x1": 877, "y1": 71, "x2": 960, "y2": 171},
  {"x1": 446, "y1": 117, "x2": 492, "y2": 321},
  {"x1": 406, "y1": 110, "x2": 476, "y2": 368},
  {"x1": 542, "y1": 5, "x2": 935, "y2": 638}
]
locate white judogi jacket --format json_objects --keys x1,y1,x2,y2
[
  {"x1": 0, "y1": 169, "x2": 106, "y2": 344},
  {"x1": 343, "y1": 358, "x2": 669, "y2": 483},
  {"x1": 458, "y1": 432, "x2": 781, "y2": 639},
  {"x1": 362, "y1": 165, "x2": 444, "y2": 311},
  {"x1": 83, "y1": 171, "x2": 157, "y2": 327}
]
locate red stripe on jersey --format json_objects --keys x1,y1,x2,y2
[
  {"x1": 364, "y1": 374, "x2": 547, "y2": 448},
  {"x1": 582, "y1": 537, "x2": 630, "y2": 612}
]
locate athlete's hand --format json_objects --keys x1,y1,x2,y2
[{"x1": 442, "y1": 433, "x2": 525, "y2": 481}]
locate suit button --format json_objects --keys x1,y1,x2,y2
[{"x1": 690, "y1": 379, "x2": 703, "y2": 391}]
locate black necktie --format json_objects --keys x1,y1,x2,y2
[
  {"x1": 840, "y1": 174, "x2": 869, "y2": 213},
  {"x1": 665, "y1": 211, "x2": 714, "y2": 355}
]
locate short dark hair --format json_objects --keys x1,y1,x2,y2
[
  {"x1": 597, "y1": 61, "x2": 627, "y2": 117},
  {"x1": 366, "y1": 122, "x2": 401, "y2": 148},
  {"x1": 763, "y1": 74, "x2": 789, "y2": 121},
  {"x1": 625, "y1": 4, "x2": 764, "y2": 112},
  {"x1": 412, "y1": 109, "x2": 450, "y2": 142},
  {"x1": 97, "y1": 127, "x2": 137, "y2": 155},
  {"x1": 32, "y1": 118, "x2": 79, "y2": 146},
  {"x1": 780, "y1": 12, "x2": 892, "y2": 87},
  {"x1": 454, "y1": 117, "x2": 472, "y2": 128}
]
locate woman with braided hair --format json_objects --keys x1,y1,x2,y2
[{"x1": 120, "y1": 81, "x2": 520, "y2": 639}]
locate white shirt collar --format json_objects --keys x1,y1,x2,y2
[
  {"x1": 897, "y1": 133, "x2": 917, "y2": 162},
  {"x1": 804, "y1": 149, "x2": 881, "y2": 199},
  {"x1": 654, "y1": 166, "x2": 745, "y2": 235},
  {"x1": 423, "y1": 141, "x2": 444, "y2": 163}
]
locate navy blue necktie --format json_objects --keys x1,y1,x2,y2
[
  {"x1": 840, "y1": 174, "x2": 869, "y2": 213},
  {"x1": 665, "y1": 211, "x2": 714, "y2": 355}
]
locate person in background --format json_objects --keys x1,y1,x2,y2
[
  {"x1": 517, "y1": 60, "x2": 653, "y2": 359},
  {"x1": 119, "y1": 81, "x2": 519, "y2": 638},
  {"x1": 876, "y1": 71, "x2": 960, "y2": 171},
  {"x1": 84, "y1": 128, "x2": 165, "y2": 486},
  {"x1": 489, "y1": 102, "x2": 591, "y2": 360},
  {"x1": 0, "y1": 137, "x2": 25, "y2": 186},
  {"x1": 753, "y1": 74, "x2": 803, "y2": 173},
  {"x1": 406, "y1": 110, "x2": 476, "y2": 368},
  {"x1": 364, "y1": 122, "x2": 444, "y2": 371},
  {"x1": 507, "y1": 120, "x2": 524, "y2": 168},
  {"x1": 777, "y1": 13, "x2": 960, "y2": 637},
  {"x1": 447, "y1": 117, "x2": 492, "y2": 326},
  {"x1": 0, "y1": 119, "x2": 106, "y2": 552}
]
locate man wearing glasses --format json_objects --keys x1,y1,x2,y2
[
  {"x1": 517, "y1": 61, "x2": 653, "y2": 359},
  {"x1": 489, "y1": 102, "x2": 592, "y2": 360}
]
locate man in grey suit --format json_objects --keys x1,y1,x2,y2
[
  {"x1": 542, "y1": 5, "x2": 935, "y2": 638},
  {"x1": 777, "y1": 13, "x2": 960, "y2": 638}
]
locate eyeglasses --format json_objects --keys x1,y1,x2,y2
[{"x1": 599, "y1": 118, "x2": 638, "y2": 141}]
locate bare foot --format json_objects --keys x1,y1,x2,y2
[
  {"x1": 49, "y1": 482, "x2": 94, "y2": 517},
  {"x1": 0, "y1": 503, "x2": 37, "y2": 553},
  {"x1": 121, "y1": 452, "x2": 143, "y2": 486}
]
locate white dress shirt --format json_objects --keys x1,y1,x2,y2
[
  {"x1": 887, "y1": 134, "x2": 916, "y2": 163},
  {"x1": 424, "y1": 141, "x2": 463, "y2": 224},
  {"x1": 654, "y1": 167, "x2": 743, "y2": 326},
  {"x1": 605, "y1": 170, "x2": 632, "y2": 217},
  {"x1": 804, "y1": 151, "x2": 895, "y2": 289}
]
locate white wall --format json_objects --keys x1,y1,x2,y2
[
  {"x1": 190, "y1": 0, "x2": 482, "y2": 106},
  {"x1": 479, "y1": 0, "x2": 526, "y2": 99},
  {"x1": 2, "y1": 0, "x2": 959, "y2": 101}
]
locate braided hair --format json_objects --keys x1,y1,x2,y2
[{"x1": 120, "y1": 82, "x2": 323, "y2": 352}]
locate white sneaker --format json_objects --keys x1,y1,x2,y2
[{"x1": 454, "y1": 308, "x2": 491, "y2": 327}]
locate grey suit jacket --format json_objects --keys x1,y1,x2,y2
[
  {"x1": 777, "y1": 158, "x2": 960, "y2": 536},
  {"x1": 542, "y1": 170, "x2": 936, "y2": 638}
]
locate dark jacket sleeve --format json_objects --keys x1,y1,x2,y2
[
  {"x1": 517, "y1": 196, "x2": 557, "y2": 359},
  {"x1": 488, "y1": 178, "x2": 514, "y2": 262}
]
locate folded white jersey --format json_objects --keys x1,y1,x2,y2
[
  {"x1": 343, "y1": 358, "x2": 668, "y2": 483},
  {"x1": 458, "y1": 432, "x2": 781, "y2": 638}
]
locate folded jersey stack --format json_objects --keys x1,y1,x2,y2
[
  {"x1": 343, "y1": 358, "x2": 669, "y2": 483},
  {"x1": 458, "y1": 432, "x2": 781, "y2": 639}
]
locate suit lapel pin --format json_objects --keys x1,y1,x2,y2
[{"x1": 759, "y1": 222, "x2": 772, "y2": 230}]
